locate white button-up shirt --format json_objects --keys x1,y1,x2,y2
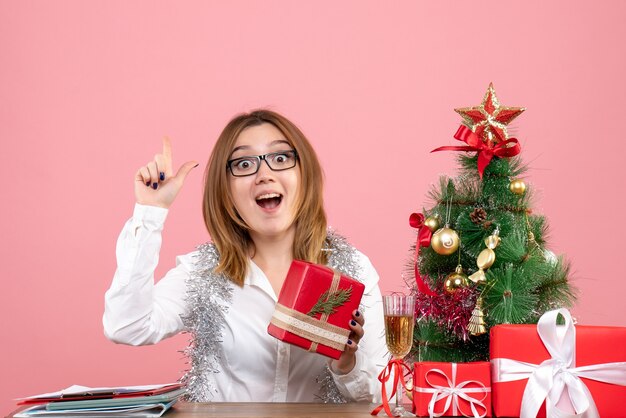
[{"x1": 103, "y1": 204, "x2": 388, "y2": 402}]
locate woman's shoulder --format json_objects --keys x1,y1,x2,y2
[
  {"x1": 178, "y1": 242, "x2": 234, "y2": 305},
  {"x1": 174, "y1": 242, "x2": 219, "y2": 273},
  {"x1": 326, "y1": 229, "x2": 379, "y2": 292}
]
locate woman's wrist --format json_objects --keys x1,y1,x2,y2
[{"x1": 330, "y1": 356, "x2": 356, "y2": 375}]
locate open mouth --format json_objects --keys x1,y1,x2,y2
[{"x1": 255, "y1": 193, "x2": 283, "y2": 210}]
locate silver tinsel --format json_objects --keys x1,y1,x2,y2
[
  {"x1": 316, "y1": 365, "x2": 347, "y2": 404},
  {"x1": 179, "y1": 243, "x2": 233, "y2": 402},
  {"x1": 325, "y1": 229, "x2": 363, "y2": 283},
  {"x1": 317, "y1": 229, "x2": 365, "y2": 403},
  {"x1": 180, "y1": 229, "x2": 364, "y2": 403}
]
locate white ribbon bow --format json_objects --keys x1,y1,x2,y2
[
  {"x1": 414, "y1": 362, "x2": 490, "y2": 418},
  {"x1": 491, "y1": 308, "x2": 626, "y2": 418}
]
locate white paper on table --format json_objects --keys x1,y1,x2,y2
[
  {"x1": 14, "y1": 400, "x2": 177, "y2": 418},
  {"x1": 16, "y1": 384, "x2": 179, "y2": 401}
]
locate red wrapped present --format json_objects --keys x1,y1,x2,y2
[
  {"x1": 267, "y1": 260, "x2": 364, "y2": 360},
  {"x1": 491, "y1": 308, "x2": 626, "y2": 418},
  {"x1": 412, "y1": 361, "x2": 491, "y2": 418}
]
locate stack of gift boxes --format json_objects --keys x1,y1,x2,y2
[
  {"x1": 410, "y1": 308, "x2": 626, "y2": 418},
  {"x1": 266, "y1": 260, "x2": 626, "y2": 417}
]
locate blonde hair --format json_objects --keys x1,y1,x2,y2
[{"x1": 203, "y1": 109, "x2": 328, "y2": 286}]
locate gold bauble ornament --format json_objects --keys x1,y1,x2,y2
[
  {"x1": 509, "y1": 179, "x2": 527, "y2": 195},
  {"x1": 424, "y1": 215, "x2": 441, "y2": 232},
  {"x1": 444, "y1": 265, "x2": 469, "y2": 293},
  {"x1": 431, "y1": 226, "x2": 460, "y2": 255}
]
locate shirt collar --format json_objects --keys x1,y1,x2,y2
[{"x1": 246, "y1": 259, "x2": 278, "y2": 302}]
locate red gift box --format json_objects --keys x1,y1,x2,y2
[
  {"x1": 412, "y1": 362, "x2": 491, "y2": 417},
  {"x1": 267, "y1": 260, "x2": 364, "y2": 360},
  {"x1": 490, "y1": 308, "x2": 626, "y2": 418}
]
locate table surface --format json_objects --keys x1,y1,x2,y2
[
  {"x1": 172, "y1": 402, "x2": 383, "y2": 417},
  {"x1": 7, "y1": 401, "x2": 400, "y2": 418}
]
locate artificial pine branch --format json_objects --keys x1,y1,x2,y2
[
  {"x1": 483, "y1": 265, "x2": 539, "y2": 324},
  {"x1": 307, "y1": 287, "x2": 353, "y2": 317},
  {"x1": 412, "y1": 320, "x2": 460, "y2": 361},
  {"x1": 527, "y1": 214, "x2": 549, "y2": 246},
  {"x1": 412, "y1": 319, "x2": 489, "y2": 362},
  {"x1": 427, "y1": 176, "x2": 450, "y2": 204},
  {"x1": 495, "y1": 232, "x2": 527, "y2": 264},
  {"x1": 484, "y1": 177, "x2": 525, "y2": 209},
  {"x1": 458, "y1": 155, "x2": 528, "y2": 179},
  {"x1": 456, "y1": 208, "x2": 515, "y2": 257},
  {"x1": 419, "y1": 249, "x2": 459, "y2": 281},
  {"x1": 535, "y1": 258, "x2": 577, "y2": 312},
  {"x1": 521, "y1": 254, "x2": 554, "y2": 280}
]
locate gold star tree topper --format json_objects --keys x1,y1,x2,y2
[{"x1": 455, "y1": 83, "x2": 525, "y2": 145}]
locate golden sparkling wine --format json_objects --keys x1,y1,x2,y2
[{"x1": 384, "y1": 314, "x2": 415, "y2": 358}]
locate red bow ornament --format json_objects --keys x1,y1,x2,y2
[
  {"x1": 432, "y1": 125, "x2": 521, "y2": 179},
  {"x1": 409, "y1": 213, "x2": 437, "y2": 296}
]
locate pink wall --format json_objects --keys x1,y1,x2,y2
[{"x1": 2, "y1": 1, "x2": 625, "y2": 414}]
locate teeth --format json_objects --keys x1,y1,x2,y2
[{"x1": 256, "y1": 193, "x2": 281, "y2": 200}]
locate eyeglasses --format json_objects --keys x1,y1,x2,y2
[{"x1": 227, "y1": 150, "x2": 299, "y2": 177}]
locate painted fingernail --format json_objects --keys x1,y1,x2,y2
[
  {"x1": 350, "y1": 320, "x2": 357, "y2": 326},
  {"x1": 146, "y1": 181, "x2": 151, "y2": 186},
  {"x1": 159, "y1": 172, "x2": 165, "y2": 181},
  {"x1": 355, "y1": 311, "x2": 361, "y2": 317},
  {"x1": 347, "y1": 339, "x2": 353, "y2": 345},
  {"x1": 152, "y1": 182, "x2": 158, "y2": 189},
  {"x1": 193, "y1": 163, "x2": 199, "y2": 168}
]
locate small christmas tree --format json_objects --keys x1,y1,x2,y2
[{"x1": 407, "y1": 83, "x2": 576, "y2": 362}]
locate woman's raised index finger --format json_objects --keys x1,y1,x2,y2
[{"x1": 162, "y1": 136, "x2": 173, "y2": 175}]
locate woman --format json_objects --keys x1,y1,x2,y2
[{"x1": 103, "y1": 109, "x2": 387, "y2": 403}]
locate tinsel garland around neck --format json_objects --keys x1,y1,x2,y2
[
  {"x1": 316, "y1": 229, "x2": 364, "y2": 403},
  {"x1": 179, "y1": 229, "x2": 364, "y2": 403},
  {"x1": 179, "y1": 243, "x2": 232, "y2": 402}
]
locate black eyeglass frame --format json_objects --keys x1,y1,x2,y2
[{"x1": 226, "y1": 149, "x2": 299, "y2": 177}]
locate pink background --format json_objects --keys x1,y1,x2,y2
[{"x1": 2, "y1": 1, "x2": 625, "y2": 414}]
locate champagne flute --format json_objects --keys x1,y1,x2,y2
[{"x1": 383, "y1": 294, "x2": 416, "y2": 417}]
